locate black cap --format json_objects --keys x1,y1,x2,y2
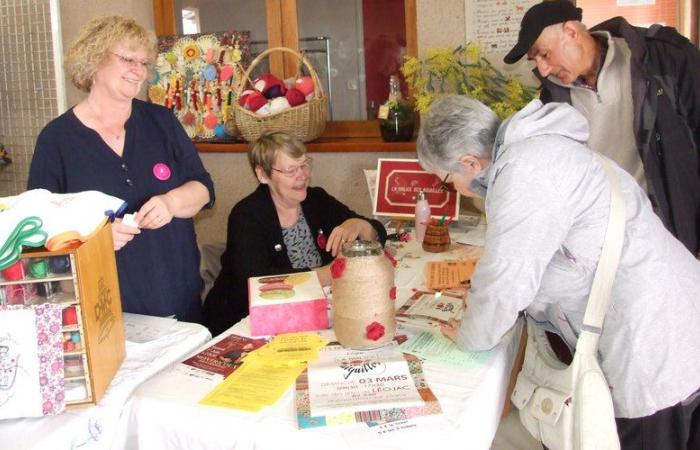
[{"x1": 503, "y1": 0, "x2": 582, "y2": 64}]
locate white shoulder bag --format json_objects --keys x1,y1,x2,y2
[{"x1": 511, "y1": 155, "x2": 624, "y2": 450}]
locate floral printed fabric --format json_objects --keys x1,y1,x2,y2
[
  {"x1": 0, "y1": 304, "x2": 65, "y2": 418},
  {"x1": 282, "y1": 210, "x2": 322, "y2": 269}
]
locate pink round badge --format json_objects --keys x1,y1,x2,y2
[{"x1": 153, "y1": 163, "x2": 171, "y2": 181}]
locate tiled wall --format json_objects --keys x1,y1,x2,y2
[{"x1": 0, "y1": 0, "x2": 58, "y2": 196}]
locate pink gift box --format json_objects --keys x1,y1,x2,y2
[{"x1": 248, "y1": 271, "x2": 328, "y2": 337}]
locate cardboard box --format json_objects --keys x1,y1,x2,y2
[{"x1": 248, "y1": 271, "x2": 328, "y2": 336}]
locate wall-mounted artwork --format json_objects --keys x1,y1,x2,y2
[{"x1": 148, "y1": 31, "x2": 251, "y2": 141}]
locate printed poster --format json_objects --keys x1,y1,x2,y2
[
  {"x1": 373, "y1": 159, "x2": 460, "y2": 219},
  {"x1": 465, "y1": 0, "x2": 539, "y2": 52},
  {"x1": 296, "y1": 340, "x2": 442, "y2": 429}
]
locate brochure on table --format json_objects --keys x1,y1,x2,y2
[
  {"x1": 395, "y1": 290, "x2": 464, "y2": 331},
  {"x1": 425, "y1": 259, "x2": 478, "y2": 290},
  {"x1": 181, "y1": 334, "x2": 268, "y2": 378},
  {"x1": 295, "y1": 340, "x2": 442, "y2": 429}
]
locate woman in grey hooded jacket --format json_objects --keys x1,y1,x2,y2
[{"x1": 417, "y1": 94, "x2": 699, "y2": 449}]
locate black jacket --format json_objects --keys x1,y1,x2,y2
[
  {"x1": 538, "y1": 17, "x2": 700, "y2": 255},
  {"x1": 203, "y1": 184, "x2": 387, "y2": 336}
]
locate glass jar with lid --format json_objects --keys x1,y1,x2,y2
[{"x1": 331, "y1": 240, "x2": 395, "y2": 349}]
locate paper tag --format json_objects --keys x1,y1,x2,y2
[
  {"x1": 122, "y1": 213, "x2": 139, "y2": 228},
  {"x1": 377, "y1": 104, "x2": 390, "y2": 120}
]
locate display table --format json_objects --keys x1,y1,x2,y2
[
  {"x1": 123, "y1": 237, "x2": 525, "y2": 450},
  {"x1": 0, "y1": 319, "x2": 210, "y2": 450}
]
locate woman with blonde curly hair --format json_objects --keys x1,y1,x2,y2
[{"x1": 28, "y1": 16, "x2": 215, "y2": 323}]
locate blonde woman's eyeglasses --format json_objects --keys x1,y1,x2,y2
[
  {"x1": 271, "y1": 158, "x2": 313, "y2": 178},
  {"x1": 110, "y1": 51, "x2": 152, "y2": 70}
]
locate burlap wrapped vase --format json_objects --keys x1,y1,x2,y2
[{"x1": 331, "y1": 240, "x2": 395, "y2": 349}]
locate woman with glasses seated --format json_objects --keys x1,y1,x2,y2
[
  {"x1": 203, "y1": 131, "x2": 386, "y2": 336},
  {"x1": 28, "y1": 16, "x2": 214, "y2": 324}
]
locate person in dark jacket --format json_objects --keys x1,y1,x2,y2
[
  {"x1": 203, "y1": 132, "x2": 387, "y2": 336},
  {"x1": 29, "y1": 16, "x2": 214, "y2": 323},
  {"x1": 504, "y1": 0, "x2": 700, "y2": 258}
]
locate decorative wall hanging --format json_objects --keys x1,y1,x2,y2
[{"x1": 148, "y1": 31, "x2": 251, "y2": 141}]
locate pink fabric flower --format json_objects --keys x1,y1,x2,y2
[
  {"x1": 330, "y1": 258, "x2": 346, "y2": 279},
  {"x1": 366, "y1": 322, "x2": 385, "y2": 341},
  {"x1": 398, "y1": 231, "x2": 411, "y2": 242},
  {"x1": 316, "y1": 230, "x2": 327, "y2": 249},
  {"x1": 390, "y1": 286, "x2": 397, "y2": 300},
  {"x1": 384, "y1": 249, "x2": 397, "y2": 267}
]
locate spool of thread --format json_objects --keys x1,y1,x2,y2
[
  {"x1": 63, "y1": 306, "x2": 78, "y2": 326},
  {"x1": 64, "y1": 356, "x2": 84, "y2": 377},
  {"x1": 36, "y1": 281, "x2": 58, "y2": 299},
  {"x1": 332, "y1": 240, "x2": 395, "y2": 349},
  {"x1": 48, "y1": 255, "x2": 71, "y2": 274},
  {"x1": 59, "y1": 279, "x2": 75, "y2": 294},
  {"x1": 29, "y1": 259, "x2": 49, "y2": 278},
  {"x1": 5, "y1": 284, "x2": 34, "y2": 305},
  {"x1": 2, "y1": 260, "x2": 25, "y2": 281}
]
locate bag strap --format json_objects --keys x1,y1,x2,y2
[{"x1": 580, "y1": 155, "x2": 627, "y2": 335}]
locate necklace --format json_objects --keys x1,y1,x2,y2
[{"x1": 85, "y1": 99, "x2": 126, "y2": 141}]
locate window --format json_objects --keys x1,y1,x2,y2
[
  {"x1": 575, "y1": 0, "x2": 697, "y2": 50},
  {"x1": 181, "y1": 7, "x2": 201, "y2": 34},
  {"x1": 153, "y1": 0, "x2": 418, "y2": 139}
]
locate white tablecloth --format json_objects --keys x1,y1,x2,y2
[
  {"x1": 0, "y1": 320, "x2": 210, "y2": 450},
  {"x1": 123, "y1": 238, "x2": 524, "y2": 450}
]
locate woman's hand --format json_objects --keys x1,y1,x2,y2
[
  {"x1": 111, "y1": 218, "x2": 140, "y2": 251},
  {"x1": 326, "y1": 218, "x2": 376, "y2": 257},
  {"x1": 440, "y1": 318, "x2": 461, "y2": 344},
  {"x1": 136, "y1": 195, "x2": 174, "y2": 229}
]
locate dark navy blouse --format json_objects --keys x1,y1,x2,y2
[{"x1": 28, "y1": 99, "x2": 215, "y2": 323}]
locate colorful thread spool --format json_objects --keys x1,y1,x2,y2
[
  {"x1": 62, "y1": 306, "x2": 78, "y2": 326},
  {"x1": 2, "y1": 260, "x2": 25, "y2": 281},
  {"x1": 48, "y1": 255, "x2": 71, "y2": 274},
  {"x1": 29, "y1": 259, "x2": 49, "y2": 278}
]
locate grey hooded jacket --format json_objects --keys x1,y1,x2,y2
[{"x1": 457, "y1": 100, "x2": 700, "y2": 418}]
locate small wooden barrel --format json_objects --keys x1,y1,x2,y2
[{"x1": 422, "y1": 224, "x2": 450, "y2": 253}]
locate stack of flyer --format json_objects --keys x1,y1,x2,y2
[{"x1": 295, "y1": 338, "x2": 442, "y2": 429}]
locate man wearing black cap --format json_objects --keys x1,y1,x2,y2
[{"x1": 505, "y1": 0, "x2": 700, "y2": 262}]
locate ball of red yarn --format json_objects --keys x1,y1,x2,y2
[
  {"x1": 285, "y1": 88, "x2": 306, "y2": 107},
  {"x1": 244, "y1": 91, "x2": 268, "y2": 112},
  {"x1": 294, "y1": 76, "x2": 314, "y2": 97}
]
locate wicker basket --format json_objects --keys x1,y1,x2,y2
[{"x1": 234, "y1": 47, "x2": 327, "y2": 143}]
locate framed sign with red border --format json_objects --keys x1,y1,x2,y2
[{"x1": 373, "y1": 158, "x2": 460, "y2": 219}]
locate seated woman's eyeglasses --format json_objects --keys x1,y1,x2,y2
[
  {"x1": 271, "y1": 158, "x2": 313, "y2": 178},
  {"x1": 439, "y1": 173, "x2": 451, "y2": 192},
  {"x1": 110, "y1": 51, "x2": 152, "y2": 70}
]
